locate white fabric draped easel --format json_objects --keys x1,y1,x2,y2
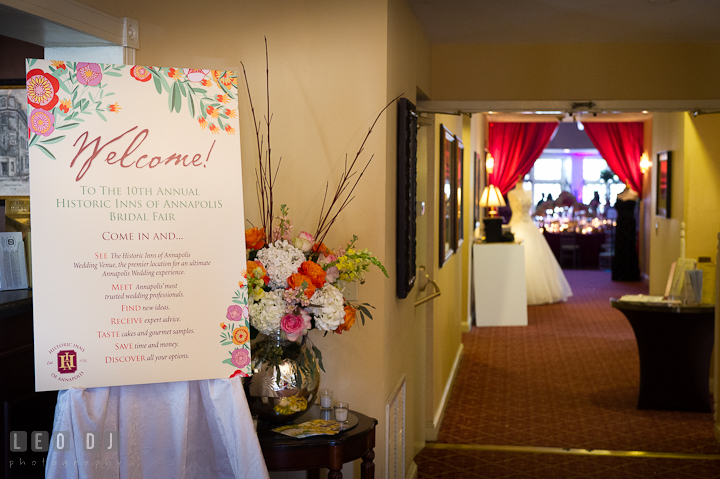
[{"x1": 45, "y1": 377, "x2": 269, "y2": 479}]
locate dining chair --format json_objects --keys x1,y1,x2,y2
[{"x1": 559, "y1": 232, "x2": 580, "y2": 269}]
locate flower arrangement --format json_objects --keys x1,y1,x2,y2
[
  {"x1": 243, "y1": 210, "x2": 387, "y2": 367},
  {"x1": 237, "y1": 39, "x2": 396, "y2": 375}
]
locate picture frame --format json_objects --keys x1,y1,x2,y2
[
  {"x1": 453, "y1": 136, "x2": 464, "y2": 250},
  {"x1": 439, "y1": 124, "x2": 455, "y2": 267},
  {"x1": 0, "y1": 83, "x2": 30, "y2": 197},
  {"x1": 473, "y1": 152, "x2": 482, "y2": 235},
  {"x1": 656, "y1": 150, "x2": 671, "y2": 218},
  {"x1": 395, "y1": 98, "x2": 418, "y2": 299}
]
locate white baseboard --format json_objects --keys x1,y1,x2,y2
[
  {"x1": 425, "y1": 343, "x2": 464, "y2": 441},
  {"x1": 461, "y1": 314, "x2": 472, "y2": 333},
  {"x1": 406, "y1": 461, "x2": 418, "y2": 479}
]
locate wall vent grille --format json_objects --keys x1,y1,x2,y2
[{"x1": 386, "y1": 375, "x2": 406, "y2": 479}]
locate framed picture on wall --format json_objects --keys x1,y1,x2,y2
[
  {"x1": 656, "y1": 150, "x2": 671, "y2": 218},
  {"x1": 439, "y1": 124, "x2": 455, "y2": 267},
  {"x1": 395, "y1": 98, "x2": 418, "y2": 299},
  {"x1": 0, "y1": 84, "x2": 30, "y2": 196},
  {"x1": 454, "y1": 136, "x2": 464, "y2": 250},
  {"x1": 473, "y1": 152, "x2": 482, "y2": 235}
]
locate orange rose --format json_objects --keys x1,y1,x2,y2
[
  {"x1": 245, "y1": 227, "x2": 266, "y2": 250},
  {"x1": 336, "y1": 305, "x2": 357, "y2": 334},
  {"x1": 287, "y1": 273, "x2": 316, "y2": 299},
  {"x1": 300, "y1": 261, "x2": 326, "y2": 288},
  {"x1": 311, "y1": 242, "x2": 331, "y2": 255}
]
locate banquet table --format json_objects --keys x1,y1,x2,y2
[{"x1": 543, "y1": 231, "x2": 606, "y2": 269}]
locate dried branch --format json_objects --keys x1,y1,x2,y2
[
  {"x1": 313, "y1": 94, "x2": 402, "y2": 245},
  {"x1": 241, "y1": 38, "x2": 275, "y2": 243}
]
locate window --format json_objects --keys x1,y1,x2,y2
[
  {"x1": 525, "y1": 149, "x2": 625, "y2": 213},
  {"x1": 525, "y1": 153, "x2": 573, "y2": 206}
]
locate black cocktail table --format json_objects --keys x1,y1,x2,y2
[{"x1": 610, "y1": 299, "x2": 715, "y2": 412}]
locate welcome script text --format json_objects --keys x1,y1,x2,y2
[{"x1": 70, "y1": 126, "x2": 216, "y2": 181}]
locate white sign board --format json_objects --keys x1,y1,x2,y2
[{"x1": 28, "y1": 60, "x2": 250, "y2": 391}]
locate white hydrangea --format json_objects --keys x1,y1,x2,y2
[
  {"x1": 249, "y1": 289, "x2": 286, "y2": 335},
  {"x1": 308, "y1": 284, "x2": 345, "y2": 331},
  {"x1": 255, "y1": 240, "x2": 306, "y2": 289}
]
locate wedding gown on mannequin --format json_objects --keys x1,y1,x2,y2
[{"x1": 508, "y1": 183, "x2": 573, "y2": 305}]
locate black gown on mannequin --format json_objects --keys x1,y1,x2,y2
[{"x1": 612, "y1": 199, "x2": 641, "y2": 281}]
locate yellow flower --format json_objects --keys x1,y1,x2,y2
[
  {"x1": 198, "y1": 117, "x2": 208, "y2": 130},
  {"x1": 108, "y1": 102, "x2": 121, "y2": 113},
  {"x1": 225, "y1": 109, "x2": 237, "y2": 118}
]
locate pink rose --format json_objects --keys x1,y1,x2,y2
[
  {"x1": 292, "y1": 231, "x2": 314, "y2": 252},
  {"x1": 281, "y1": 313, "x2": 311, "y2": 341}
]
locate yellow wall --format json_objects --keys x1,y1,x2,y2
[
  {"x1": 683, "y1": 114, "x2": 720, "y2": 261},
  {"x1": 649, "y1": 113, "x2": 685, "y2": 294},
  {"x1": 650, "y1": 113, "x2": 720, "y2": 295},
  {"x1": 460, "y1": 115, "x2": 473, "y2": 331},
  {"x1": 431, "y1": 43, "x2": 720, "y2": 101},
  {"x1": 386, "y1": 0, "x2": 433, "y2": 469},
  {"x1": 430, "y1": 114, "x2": 464, "y2": 430}
]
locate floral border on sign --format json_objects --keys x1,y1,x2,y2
[
  {"x1": 27, "y1": 60, "x2": 124, "y2": 160},
  {"x1": 221, "y1": 280, "x2": 251, "y2": 377},
  {"x1": 26, "y1": 60, "x2": 239, "y2": 161}
]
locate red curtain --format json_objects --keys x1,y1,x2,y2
[
  {"x1": 582, "y1": 122, "x2": 644, "y2": 195},
  {"x1": 488, "y1": 122, "x2": 559, "y2": 195}
]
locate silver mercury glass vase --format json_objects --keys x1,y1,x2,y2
[{"x1": 242, "y1": 328, "x2": 320, "y2": 423}]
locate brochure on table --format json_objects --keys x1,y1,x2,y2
[{"x1": 28, "y1": 60, "x2": 250, "y2": 391}]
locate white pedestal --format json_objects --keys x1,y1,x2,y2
[{"x1": 473, "y1": 243, "x2": 528, "y2": 327}]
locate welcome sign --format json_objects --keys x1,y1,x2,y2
[{"x1": 28, "y1": 60, "x2": 251, "y2": 390}]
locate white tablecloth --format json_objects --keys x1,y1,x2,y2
[{"x1": 45, "y1": 377, "x2": 269, "y2": 479}]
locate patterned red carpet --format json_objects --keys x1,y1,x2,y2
[{"x1": 415, "y1": 270, "x2": 720, "y2": 478}]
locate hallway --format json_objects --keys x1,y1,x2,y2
[{"x1": 416, "y1": 270, "x2": 720, "y2": 478}]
